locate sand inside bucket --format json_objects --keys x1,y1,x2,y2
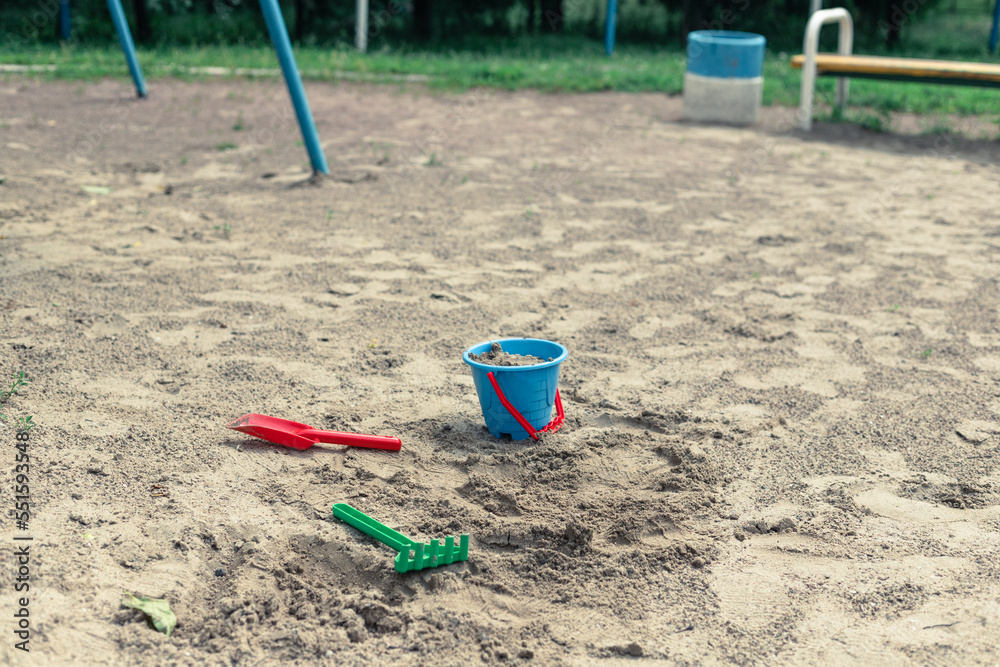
[{"x1": 468, "y1": 342, "x2": 553, "y2": 367}]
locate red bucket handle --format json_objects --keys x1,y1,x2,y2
[{"x1": 486, "y1": 371, "x2": 564, "y2": 441}]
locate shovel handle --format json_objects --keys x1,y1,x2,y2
[{"x1": 298, "y1": 429, "x2": 401, "y2": 451}]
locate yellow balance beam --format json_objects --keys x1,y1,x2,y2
[{"x1": 791, "y1": 54, "x2": 1000, "y2": 84}]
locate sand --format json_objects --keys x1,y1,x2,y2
[
  {"x1": 0, "y1": 76, "x2": 998, "y2": 666},
  {"x1": 468, "y1": 342, "x2": 549, "y2": 367}
]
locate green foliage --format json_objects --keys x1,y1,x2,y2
[
  {"x1": 122, "y1": 592, "x2": 177, "y2": 637},
  {"x1": 0, "y1": 0, "x2": 972, "y2": 52},
  {"x1": 0, "y1": 371, "x2": 28, "y2": 404},
  {"x1": 0, "y1": 372, "x2": 31, "y2": 431},
  {"x1": 825, "y1": 106, "x2": 891, "y2": 133}
]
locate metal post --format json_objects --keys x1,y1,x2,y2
[
  {"x1": 835, "y1": 12, "x2": 852, "y2": 109},
  {"x1": 355, "y1": 0, "x2": 369, "y2": 52},
  {"x1": 106, "y1": 0, "x2": 147, "y2": 97},
  {"x1": 258, "y1": 0, "x2": 330, "y2": 175},
  {"x1": 799, "y1": 7, "x2": 852, "y2": 131},
  {"x1": 59, "y1": 0, "x2": 71, "y2": 40},
  {"x1": 990, "y1": 0, "x2": 999, "y2": 53},
  {"x1": 604, "y1": 0, "x2": 618, "y2": 55}
]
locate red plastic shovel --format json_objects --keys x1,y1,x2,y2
[{"x1": 227, "y1": 414, "x2": 401, "y2": 451}]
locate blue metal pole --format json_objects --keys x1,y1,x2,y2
[
  {"x1": 604, "y1": 0, "x2": 618, "y2": 55},
  {"x1": 258, "y1": 0, "x2": 330, "y2": 175},
  {"x1": 105, "y1": 0, "x2": 147, "y2": 97},
  {"x1": 59, "y1": 0, "x2": 71, "y2": 40},
  {"x1": 990, "y1": 0, "x2": 1000, "y2": 53}
]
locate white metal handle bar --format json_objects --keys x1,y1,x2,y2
[{"x1": 799, "y1": 7, "x2": 854, "y2": 131}]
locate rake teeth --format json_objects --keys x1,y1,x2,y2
[
  {"x1": 429, "y1": 538, "x2": 440, "y2": 567},
  {"x1": 394, "y1": 534, "x2": 471, "y2": 573},
  {"x1": 443, "y1": 536, "x2": 455, "y2": 565}
]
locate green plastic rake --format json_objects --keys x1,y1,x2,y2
[{"x1": 332, "y1": 503, "x2": 469, "y2": 573}]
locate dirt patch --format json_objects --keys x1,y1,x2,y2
[{"x1": 0, "y1": 78, "x2": 998, "y2": 665}]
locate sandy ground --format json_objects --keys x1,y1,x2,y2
[{"x1": 1, "y1": 76, "x2": 999, "y2": 666}]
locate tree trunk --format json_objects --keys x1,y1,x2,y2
[
  {"x1": 54, "y1": 1, "x2": 64, "y2": 39},
  {"x1": 413, "y1": 0, "x2": 433, "y2": 40},
  {"x1": 885, "y1": 0, "x2": 901, "y2": 49},
  {"x1": 526, "y1": 0, "x2": 536, "y2": 33},
  {"x1": 541, "y1": 0, "x2": 563, "y2": 31},
  {"x1": 131, "y1": 0, "x2": 152, "y2": 44},
  {"x1": 295, "y1": 0, "x2": 306, "y2": 43},
  {"x1": 682, "y1": 0, "x2": 699, "y2": 44}
]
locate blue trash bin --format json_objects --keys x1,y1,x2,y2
[{"x1": 683, "y1": 31, "x2": 766, "y2": 125}]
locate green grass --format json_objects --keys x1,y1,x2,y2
[
  {"x1": 0, "y1": 39, "x2": 685, "y2": 92},
  {"x1": 2, "y1": 27, "x2": 999, "y2": 120}
]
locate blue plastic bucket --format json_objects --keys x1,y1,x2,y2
[{"x1": 463, "y1": 338, "x2": 568, "y2": 441}]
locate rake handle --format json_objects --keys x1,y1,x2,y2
[{"x1": 332, "y1": 503, "x2": 412, "y2": 551}]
